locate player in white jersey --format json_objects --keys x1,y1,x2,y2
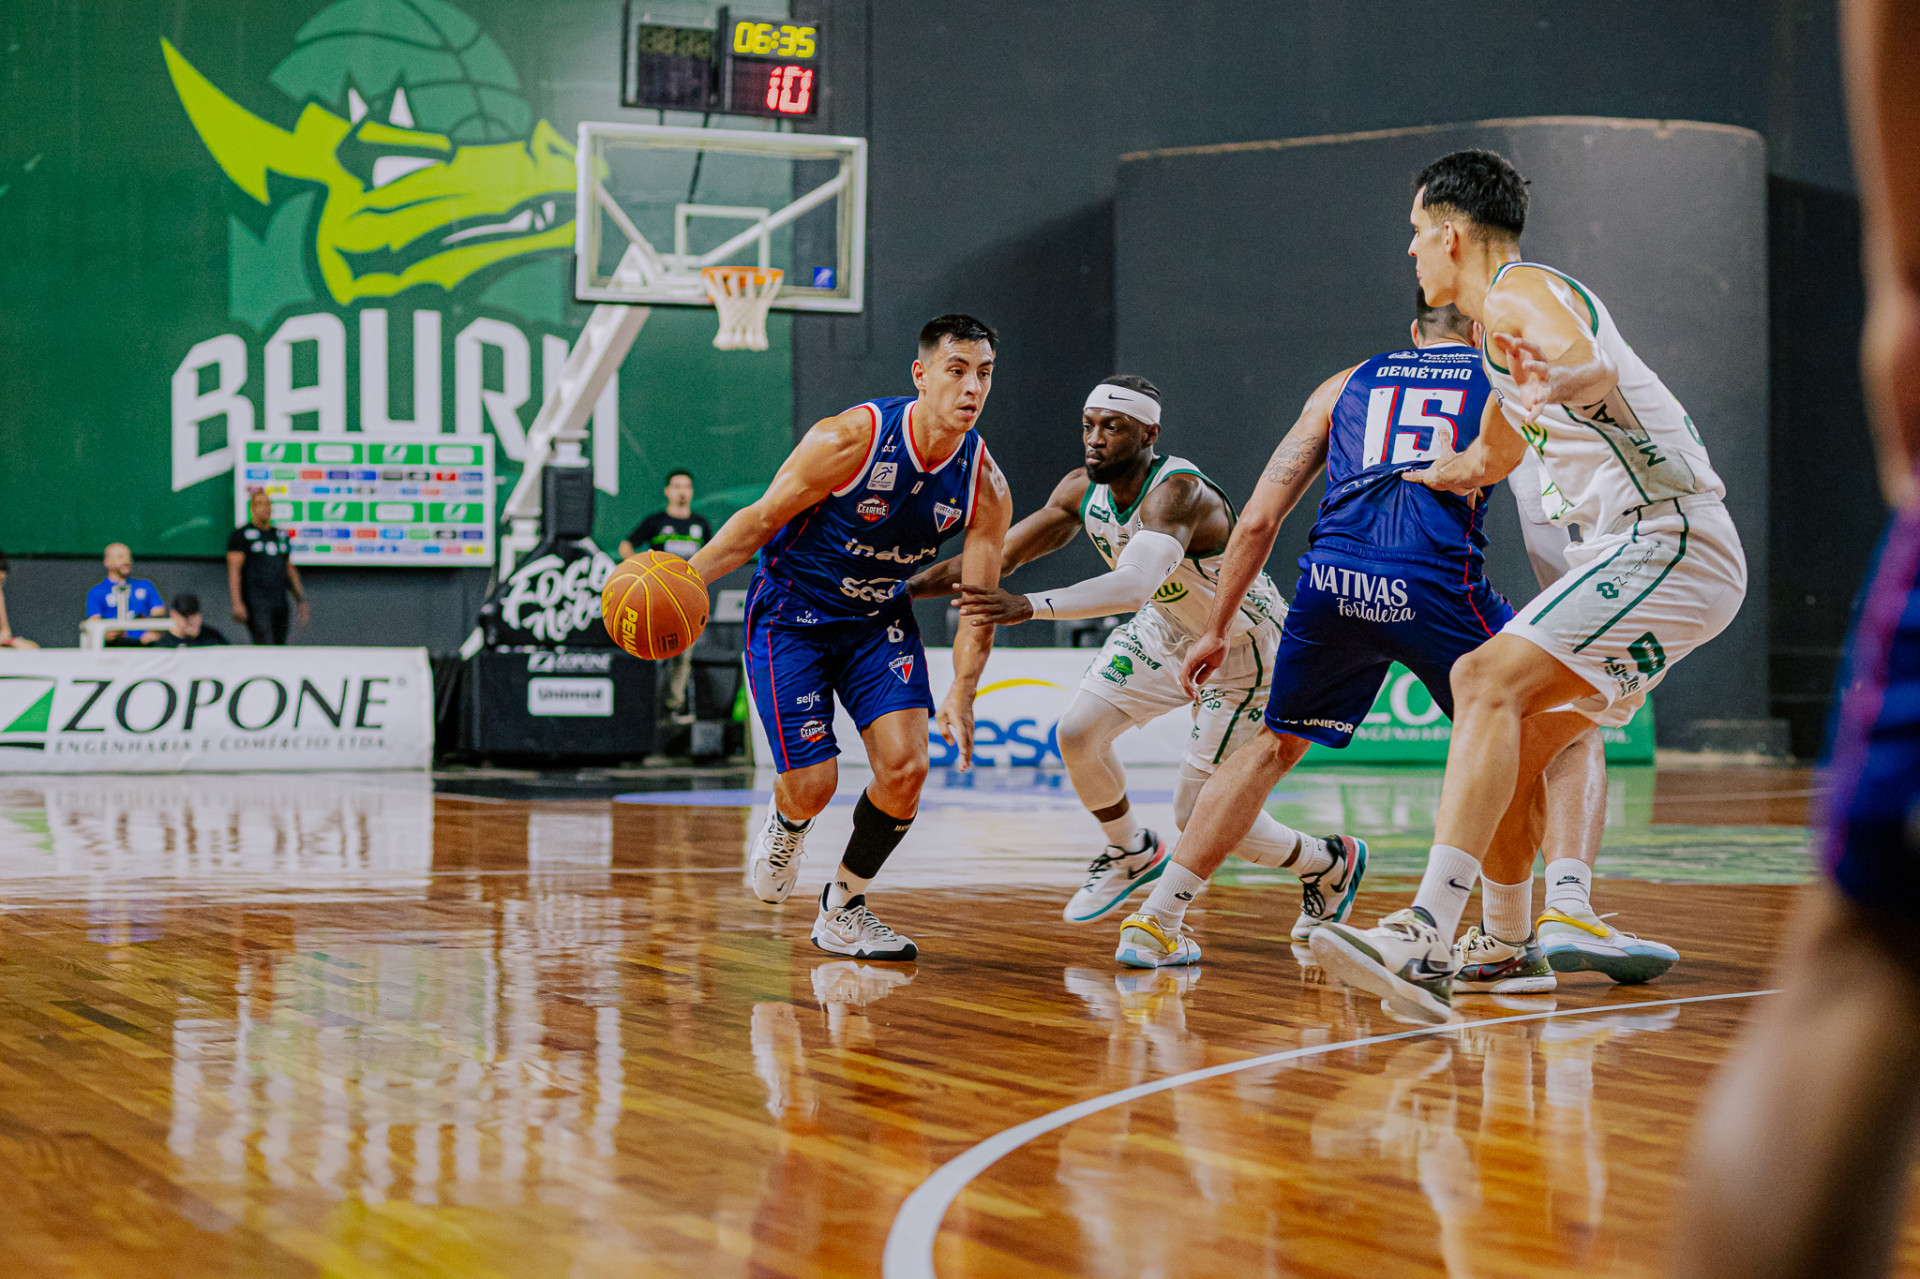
[
  {"x1": 912, "y1": 376, "x2": 1366, "y2": 935},
  {"x1": 1309, "y1": 149, "x2": 1748, "y2": 1023}
]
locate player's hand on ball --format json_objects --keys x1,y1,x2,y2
[
  {"x1": 955, "y1": 583, "x2": 1032, "y2": 625},
  {"x1": 935, "y1": 686, "x2": 975, "y2": 770},
  {"x1": 1181, "y1": 633, "x2": 1227, "y2": 697}
]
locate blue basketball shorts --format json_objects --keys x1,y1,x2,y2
[
  {"x1": 1823, "y1": 509, "x2": 1920, "y2": 914},
  {"x1": 1262, "y1": 553, "x2": 1515, "y2": 748},
  {"x1": 744, "y1": 604, "x2": 935, "y2": 773}
]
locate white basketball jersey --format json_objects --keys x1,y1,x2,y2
[
  {"x1": 1080, "y1": 455, "x2": 1285, "y2": 642},
  {"x1": 1484, "y1": 262, "x2": 1726, "y2": 535}
]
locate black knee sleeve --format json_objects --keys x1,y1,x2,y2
[{"x1": 841, "y1": 790, "x2": 915, "y2": 880}]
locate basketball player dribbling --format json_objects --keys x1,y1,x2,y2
[
  {"x1": 911, "y1": 375, "x2": 1367, "y2": 940},
  {"x1": 1308, "y1": 149, "x2": 1748, "y2": 1023},
  {"x1": 1674, "y1": 5, "x2": 1920, "y2": 1276},
  {"x1": 687, "y1": 314, "x2": 1012, "y2": 962}
]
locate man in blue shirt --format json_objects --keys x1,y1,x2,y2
[{"x1": 84, "y1": 543, "x2": 167, "y2": 644}]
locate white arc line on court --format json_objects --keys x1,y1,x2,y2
[{"x1": 882, "y1": 986, "x2": 1775, "y2": 1279}]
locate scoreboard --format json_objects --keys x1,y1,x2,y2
[
  {"x1": 622, "y1": 6, "x2": 821, "y2": 120},
  {"x1": 236, "y1": 435, "x2": 496, "y2": 567}
]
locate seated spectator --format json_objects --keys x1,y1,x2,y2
[
  {"x1": 153, "y1": 594, "x2": 229, "y2": 648},
  {"x1": 85, "y1": 543, "x2": 167, "y2": 645},
  {"x1": 0, "y1": 552, "x2": 39, "y2": 649}
]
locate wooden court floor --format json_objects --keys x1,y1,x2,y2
[{"x1": 0, "y1": 764, "x2": 1884, "y2": 1278}]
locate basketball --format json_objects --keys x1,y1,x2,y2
[{"x1": 602, "y1": 551, "x2": 709, "y2": 659}]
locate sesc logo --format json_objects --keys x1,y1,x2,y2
[{"x1": 0, "y1": 675, "x2": 58, "y2": 750}]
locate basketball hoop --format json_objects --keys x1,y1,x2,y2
[{"x1": 702, "y1": 265, "x2": 784, "y2": 350}]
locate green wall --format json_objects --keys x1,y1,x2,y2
[{"x1": 0, "y1": 0, "x2": 791, "y2": 559}]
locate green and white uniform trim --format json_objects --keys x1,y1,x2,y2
[
  {"x1": 1079, "y1": 454, "x2": 1286, "y2": 643},
  {"x1": 1484, "y1": 262, "x2": 1726, "y2": 537},
  {"x1": 1076, "y1": 454, "x2": 1284, "y2": 772}
]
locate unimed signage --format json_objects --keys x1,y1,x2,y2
[{"x1": 0, "y1": 648, "x2": 431, "y2": 772}]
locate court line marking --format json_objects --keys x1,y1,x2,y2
[{"x1": 882, "y1": 986, "x2": 1774, "y2": 1279}]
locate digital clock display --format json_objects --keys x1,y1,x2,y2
[
  {"x1": 625, "y1": 22, "x2": 714, "y2": 111},
  {"x1": 727, "y1": 59, "x2": 817, "y2": 117},
  {"x1": 729, "y1": 20, "x2": 817, "y2": 59}
]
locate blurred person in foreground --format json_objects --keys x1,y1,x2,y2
[{"x1": 1674, "y1": 4, "x2": 1920, "y2": 1277}]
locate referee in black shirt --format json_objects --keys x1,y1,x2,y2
[
  {"x1": 618, "y1": 470, "x2": 708, "y2": 720},
  {"x1": 228, "y1": 490, "x2": 309, "y2": 644}
]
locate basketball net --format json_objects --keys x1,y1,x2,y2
[{"x1": 701, "y1": 265, "x2": 784, "y2": 351}]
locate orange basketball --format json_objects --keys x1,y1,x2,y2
[{"x1": 602, "y1": 551, "x2": 710, "y2": 659}]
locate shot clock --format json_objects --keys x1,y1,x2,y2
[{"x1": 620, "y1": 5, "x2": 822, "y2": 120}]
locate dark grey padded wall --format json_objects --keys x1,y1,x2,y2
[{"x1": 1115, "y1": 118, "x2": 1769, "y2": 743}]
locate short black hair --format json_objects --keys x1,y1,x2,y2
[
  {"x1": 918, "y1": 313, "x2": 997, "y2": 354},
  {"x1": 1415, "y1": 288, "x2": 1475, "y2": 341},
  {"x1": 172, "y1": 593, "x2": 202, "y2": 616},
  {"x1": 0, "y1": 551, "x2": 10, "y2": 574},
  {"x1": 1414, "y1": 149, "x2": 1528, "y2": 239},
  {"x1": 665, "y1": 469, "x2": 693, "y2": 485},
  {"x1": 1099, "y1": 374, "x2": 1161, "y2": 402}
]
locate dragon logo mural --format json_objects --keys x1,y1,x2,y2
[{"x1": 162, "y1": 0, "x2": 574, "y2": 316}]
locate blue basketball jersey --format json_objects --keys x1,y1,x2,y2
[
  {"x1": 751, "y1": 395, "x2": 988, "y2": 624},
  {"x1": 1310, "y1": 341, "x2": 1496, "y2": 575}
]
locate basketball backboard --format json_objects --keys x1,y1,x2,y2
[{"x1": 574, "y1": 122, "x2": 866, "y2": 312}]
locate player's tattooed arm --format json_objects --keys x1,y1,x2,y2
[
  {"x1": 1403, "y1": 394, "x2": 1528, "y2": 495},
  {"x1": 937, "y1": 452, "x2": 1013, "y2": 769},
  {"x1": 1482, "y1": 268, "x2": 1619, "y2": 423},
  {"x1": 1182, "y1": 369, "x2": 1340, "y2": 694},
  {"x1": 908, "y1": 469, "x2": 1086, "y2": 599},
  {"x1": 687, "y1": 408, "x2": 874, "y2": 583}
]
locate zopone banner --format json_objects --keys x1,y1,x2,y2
[{"x1": 0, "y1": 647, "x2": 432, "y2": 773}]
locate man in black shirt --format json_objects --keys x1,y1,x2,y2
[
  {"x1": 227, "y1": 491, "x2": 309, "y2": 645},
  {"x1": 154, "y1": 594, "x2": 230, "y2": 647},
  {"x1": 618, "y1": 470, "x2": 708, "y2": 561},
  {"x1": 618, "y1": 470, "x2": 708, "y2": 721}
]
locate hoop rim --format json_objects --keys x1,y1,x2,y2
[{"x1": 700, "y1": 264, "x2": 785, "y2": 285}]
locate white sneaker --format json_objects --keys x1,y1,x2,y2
[
  {"x1": 747, "y1": 808, "x2": 811, "y2": 903},
  {"x1": 1290, "y1": 834, "x2": 1370, "y2": 940},
  {"x1": 1309, "y1": 908, "x2": 1457, "y2": 1024},
  {"x1": 1537, "y1": 907, "x2": 1678, "y2": 984},
  {"x1": 810, "y1": 888, "x2": 918, "y2": 961},
  {"x1": 1063, "y1": 831, "x2": 1169, "y2": 924},
  {"x1": 1452, "y1": 924, "x2": 1557, "y2": 994},
  {"x1": 1113, "y1": 912, "x2": 1201, "y2": 969}
]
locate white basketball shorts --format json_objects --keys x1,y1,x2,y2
[
  {"x1": 1503, "y1": 495, "x2": 1747, "y2": 726},
  {"x1": 1077, "y1": 605, "x2": 1280, "y2": 772}
]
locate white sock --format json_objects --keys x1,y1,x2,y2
[
  {"x1": 1234, "y1": 816, "x2": 1333, "y2": 877},
  {"x1": 1099, "y1": 810, "x2": 1148, "y2": 851},
  {"x1": 1543, "y1": 858, "x2": 1593, "y2": 916},
  {"x1": 1482, "y1": 875, "x2": 1534, "y2": 944},
  {"x1": 824, "y1": 865, "x2": 872, "y2": 910},
  {"x1": 1142, "y1": 862, "x2": 1208, "y2": 932},
  {"x1": 1412, "y1": 845, "x2": 1480, "y2": 940}
]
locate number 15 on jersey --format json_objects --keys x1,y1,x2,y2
[{"x1": 1362, "y1": 385, "x2": 1465, "y2": 466}]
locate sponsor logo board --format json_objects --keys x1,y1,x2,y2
[{"x1": 526, "y1": 677, "x2": 614, "y2": 717}]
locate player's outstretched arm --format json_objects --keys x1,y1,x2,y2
[
  {"x1": 1175, "y1": 368, "x2": 1344, "y2": 691},
  {"x1": 1482, "y1": 268, "x2": 1618, "y2": 423},
  {"x1": 1181, "y1": 371, "x2": 1341, "y2": 694},
  {"x1": 936, "y1": 454, "x2": 1013, "y2": 770},
  {"x1": 908, "y1": 469, "x2": 1087, "y2": 599},
  {"x1": 1846, "y1": 0, "x2": 1920, "y2": 508},
  {"x1": 686, "y1": 408, "x2": 875, "y2": 584},
  {"x1": 1403, "y1": 394, "x2": 1529, "y2": 494},
  {"x1": 956, "y1": 471, "x2": 1204, "y2": 625}
]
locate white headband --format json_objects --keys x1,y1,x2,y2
[{"x1": 1084, "y1": 383, "x2": 1161, "y2": 426}]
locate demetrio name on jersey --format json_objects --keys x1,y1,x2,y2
[{"x1": 751, "y1": 396, "x2": 990, "y2": 624}]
